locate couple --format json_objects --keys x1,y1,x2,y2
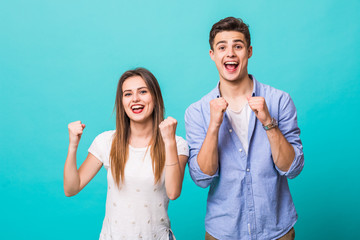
[{"x1": 63, "y1": 17, "x2": 304, "y2": 240}]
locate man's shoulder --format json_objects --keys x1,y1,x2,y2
[
  {"x1": 186, "y1": 87, "x2": 218, "y2": 113},
  {"x1": 256, "y1": 79, "x2": 291, "y2": 101},
  {"x1": 254, "y1": 78, "x2": 295, "y2": 115}
]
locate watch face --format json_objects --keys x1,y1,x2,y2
[
  {"x1": 272, "y1": 118, "x2": 278, "y2": 126},
  {"x1": 263, "y1": 118, "x2": 277, "y2": 130}
]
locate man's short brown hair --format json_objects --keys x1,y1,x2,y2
[{"x1": 209, "y1": 17, "x2": 251, "y2": 50}]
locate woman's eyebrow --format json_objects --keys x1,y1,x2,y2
[{"x1": 123, "y1": 87, "x2": 148, "y2": 93}]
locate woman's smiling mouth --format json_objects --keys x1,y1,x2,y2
[{"x1": 131, "y1": 104, "x2": 145, "y2": 114}]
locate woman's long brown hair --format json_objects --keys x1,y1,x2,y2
[{"x1": 110, "y1": 68, "x2": 165, "y2": 187}]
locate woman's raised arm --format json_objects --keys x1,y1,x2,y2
[
  {"x1": 159, "y1": 117, "x2": 189, "y2": 200},
  {"x1": 64, "y1": 121, "x2": 102, "y2": 197}
]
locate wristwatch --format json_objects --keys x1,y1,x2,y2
[{"x1": 263, "y1": 117, "x2": 278, "y2": 131}]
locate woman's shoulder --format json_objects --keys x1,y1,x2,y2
[
  {"x1": 88, "y1": 130, "x2": 115, "y2": 167},
  {"x1": 92, "y1": 130, "x2": 116, "y2": 145},
  {"x1": 95, "y1": 130, "x2": 116, "y2": 139}
]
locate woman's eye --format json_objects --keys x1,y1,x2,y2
[
  {"x1": 124, "y1": 93, "x2": 131, "y2": 97},
  {"x1": 140, "y1": 90, "x2": 147, "y2": 94}
]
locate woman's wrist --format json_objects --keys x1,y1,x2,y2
[
  {"x1": 163, "y1": 137, "x2": 176, "y2": 148},
  {"x1": 165, "y1": 161, "x2": 179, "y2": 166},
  {"x1": 68, "y1": 143, "x2": 79, "y2": 152}
]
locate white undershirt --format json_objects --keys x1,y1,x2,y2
[{"x1": 226, "y1": 103, "x2": 251, "y2": 154}]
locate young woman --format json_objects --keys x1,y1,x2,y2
[{"x1": 64, "y1": 68, "x2": 189, "y2": 240}]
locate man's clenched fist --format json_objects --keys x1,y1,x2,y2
[
  {"x1": 248, "y1": 96, "x2": 271, "y2": 126},
  {"x1": 209, "y1": 97, "x2": 228, "y2": 128}
]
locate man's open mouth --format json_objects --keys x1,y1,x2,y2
[{"x1": 224, "y1": 61, "x2": 239, "y2": 72}]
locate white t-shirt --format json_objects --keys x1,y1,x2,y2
[
  {"x1": 88, "y1": 130, "x2": 189, "y2": 240},
  {"x1": 226, "y1": 103, "x2": 251, "y2": 154}
]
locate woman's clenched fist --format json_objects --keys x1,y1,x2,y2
[
  {"x1": 68, "y1": 121, "x2": 86, "y2": 147},
  {"x1": 159, "y1": 117, "x2": 177, "y2": 144}
]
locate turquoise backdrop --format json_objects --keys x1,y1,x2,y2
[{"x1": 1, "y1": 0, "x2": 359, "y2": 239}]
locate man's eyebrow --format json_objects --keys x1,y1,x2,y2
[
  {"x1": 234, "y1": 39, "x2": 245, "y2": 44},
  {"x1": 216, "y1": 39, "x2": 245, "y2": 46},
  {"x1": 215, "y1": 40, "x2": 227, "y2": 46}
]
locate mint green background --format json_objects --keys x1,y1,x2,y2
[{"x1": 1, "y1": 0, "x2": 359, "y2": 239}]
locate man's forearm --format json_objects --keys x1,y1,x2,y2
[
  {"x1": 266, "y1": 127, "x2": 295, "y2": 172},
  {"x1": 197, "y1": 125, "x2": 220, "y2": 176}
]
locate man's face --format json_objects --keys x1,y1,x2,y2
[{"x1": 210, "y1": 31, "x2": 252, "y2": 83}]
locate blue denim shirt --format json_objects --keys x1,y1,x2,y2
[{"x1": 185, "y1": 76, "x2": 304, "y2": 240}]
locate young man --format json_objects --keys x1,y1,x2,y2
[{"x1": 185, "y1": 17, "x2": 304, "y2": 240}]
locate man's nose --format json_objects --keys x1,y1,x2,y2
[{"x1": 227, "y1": 47, "x2": 235, "y2": 57}]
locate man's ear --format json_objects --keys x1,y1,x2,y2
[
  {"x1": 248, "y1": 46, "x2": 253, "y2": 59},
  {"x1": 209, "y1": 49, "x2": 215, "y2": 61}
]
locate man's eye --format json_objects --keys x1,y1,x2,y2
[
  {"x1": 219, "y1": 46, "x2": 225, "y2": 50},
  {"x1": 235, "y1": 45, "x2": 242, "y2": 49}
]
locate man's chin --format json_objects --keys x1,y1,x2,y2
[{"x1": 222, "y1": 74, "x2": 242, "y2": 82}]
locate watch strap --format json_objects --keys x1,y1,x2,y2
[{"x1": 263, "y1": 117, "x2": 277, "y2": 131}]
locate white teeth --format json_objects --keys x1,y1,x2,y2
[
  {"x1": 225, "y1": 62, "x2": 238, "y2": 65},
  {"x1": 131, "y1": 105, "x2": 144, "y2": 110}
]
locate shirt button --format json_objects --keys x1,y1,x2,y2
[
  {"x1": 229, "y1": 129, "x2": 233, "y2": 133},
  {"x1": 246, "y1": 168, "x2": 250, "y2": 172},
  {"x1": 239, "y1": 149, "x2": 243, "y2": 152}
]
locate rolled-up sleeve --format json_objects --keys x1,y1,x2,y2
[
  {"x1": 185, "y1": 103, "x2": 219, "y2": 188},
  {"x1": 275, "y1": 93, "x2": 304, "y2": 179}
]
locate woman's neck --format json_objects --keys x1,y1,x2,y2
[{"x1": 129, "y1": 119, "x2": 154, "y2": 148}]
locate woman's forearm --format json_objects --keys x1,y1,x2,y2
[
  {"x1": 164, "y1": 141, "x2": 183, "y2": 200},
  {"x1": 63, "y1": 145, "x2": 81, "y2": 197}
]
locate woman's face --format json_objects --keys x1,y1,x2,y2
[{"x1": 122, "y1": 76, "x2": 154, "y2": 124}]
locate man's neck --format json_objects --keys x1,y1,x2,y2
[
  {"x1": 219, "y1": 75, "x2": 253, "y2": 112},
  {"x1": 219, "y1": 74, "x2": 253, "y2": 99}
]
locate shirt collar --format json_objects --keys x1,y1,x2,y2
[{"x1": 215, "y1": 74, "x2": 258, "y2": 98}]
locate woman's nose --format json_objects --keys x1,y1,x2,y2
[{"x1": 132, "y1": 93, "x2": 140, "y2": 102}]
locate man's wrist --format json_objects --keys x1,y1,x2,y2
[
  {"x1": 263, "y1": 117, "x2": 278, "y2": 131},
  {"x1": 262, "y1": 118, "x2": 272, "y2": 126},
  {"x1": 208, "y1": 123, "x2": 221, "y2": 134}
]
